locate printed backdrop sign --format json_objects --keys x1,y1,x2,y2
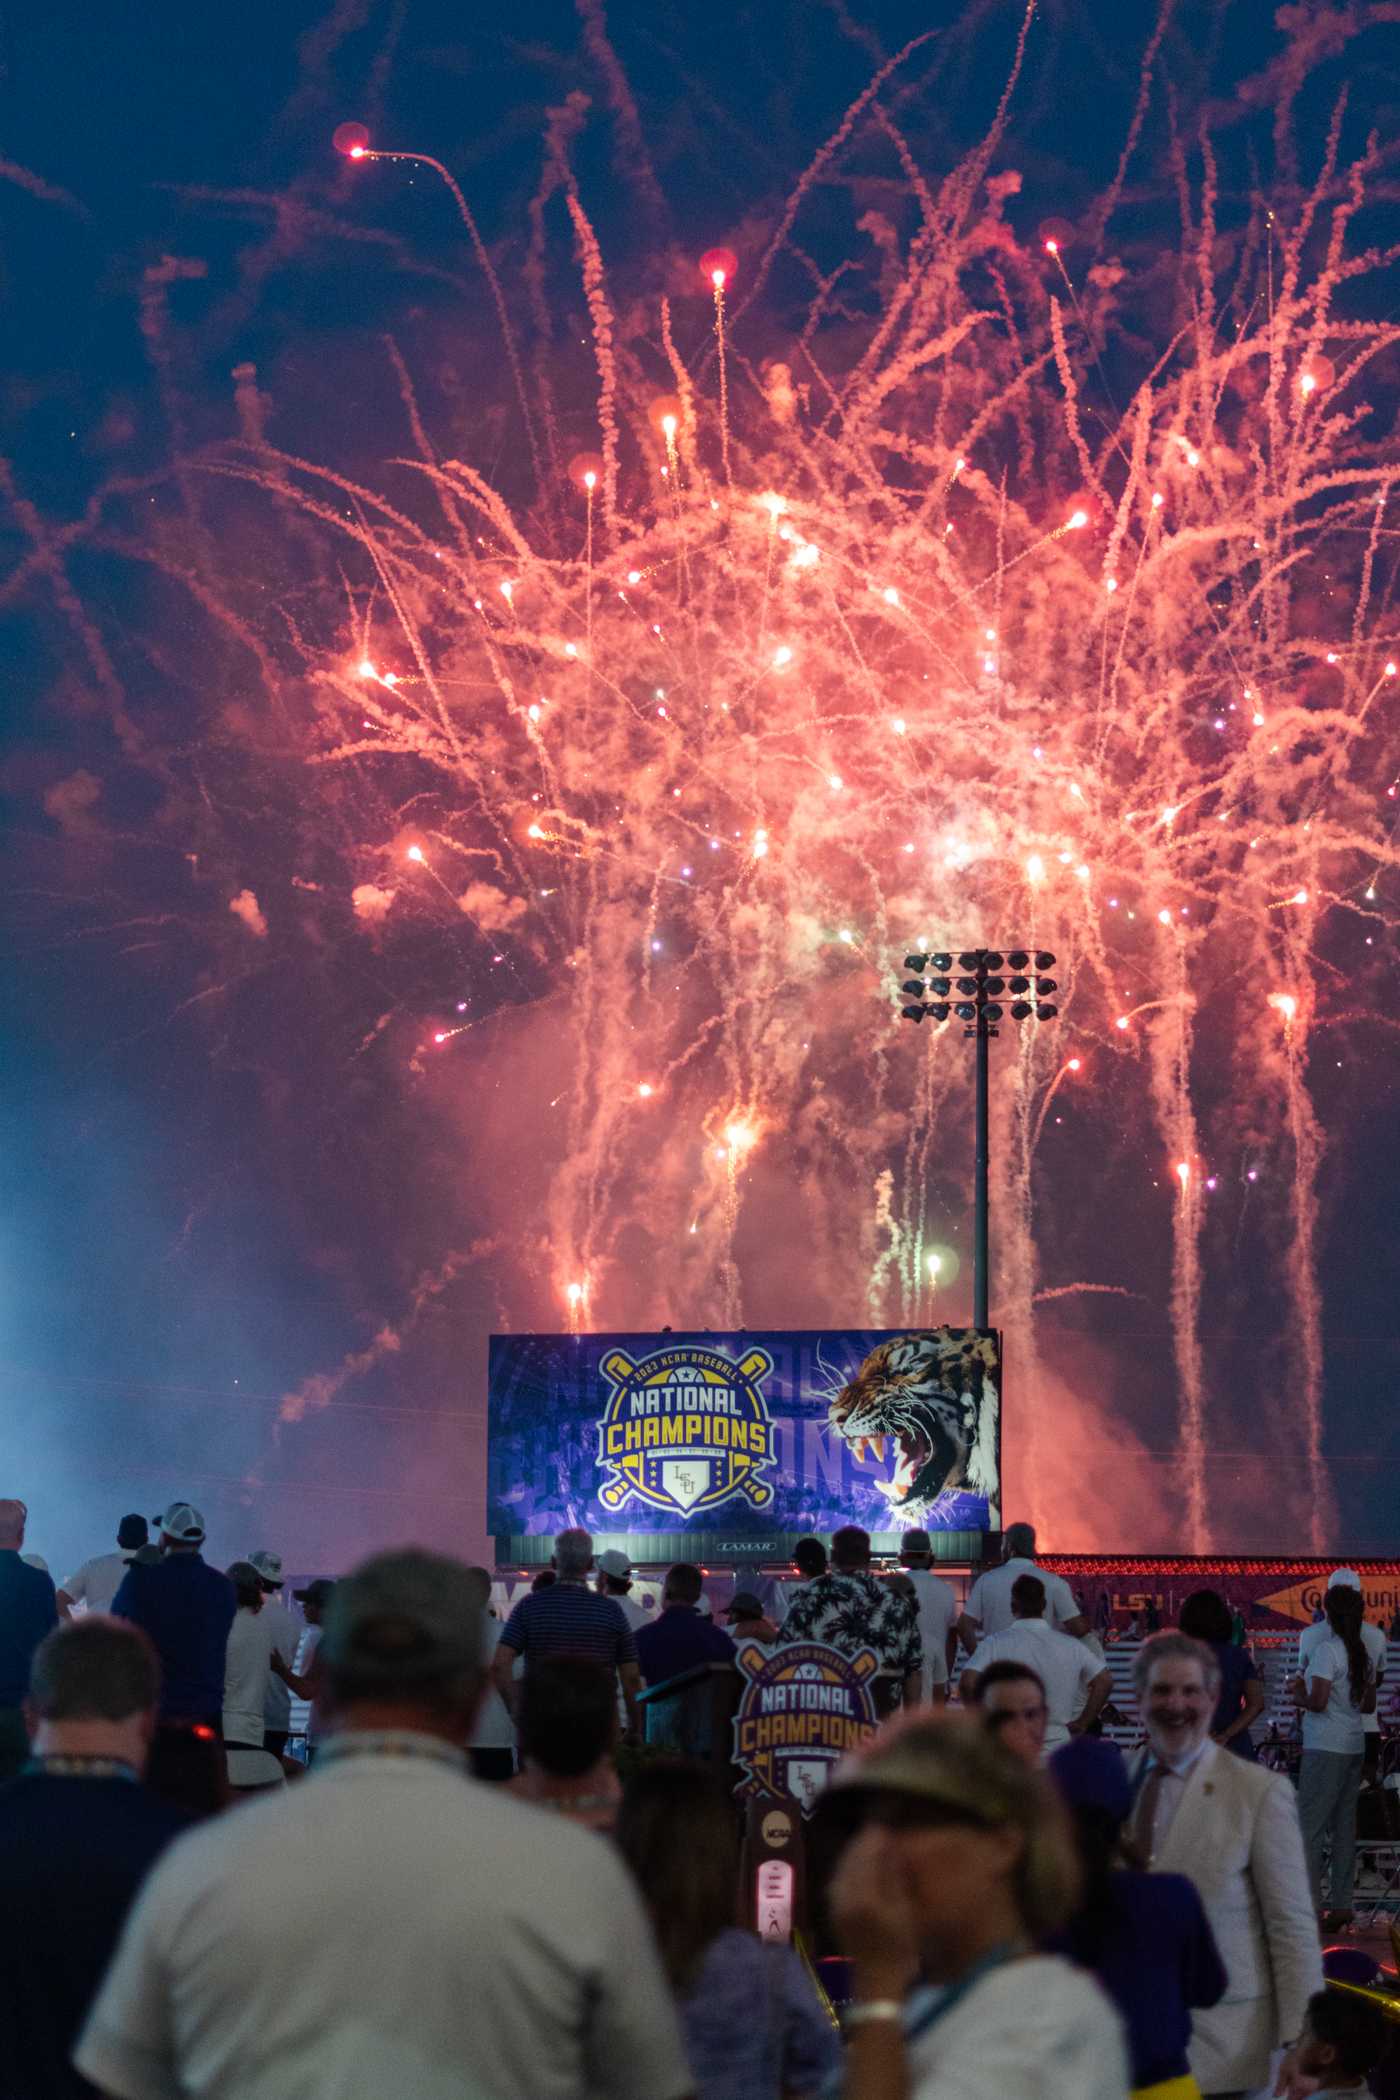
[
  {"x1": 731, "y1": 1639, "x2": 881, "y2": 1812},
  {"x1": 487, "y1": 1328, "x2": 1001, "y2": 1542}
]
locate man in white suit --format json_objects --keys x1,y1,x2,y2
[{"x1": 1130, "y1": 1633, "x2": 1321, "y2": 2099}]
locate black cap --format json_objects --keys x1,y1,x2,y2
[
  {"x1": 725, "y1": 1591, "x2": 766, "y2": 1621},
  {"x1": 118, "y1": 1514, "x2": 149, "y2": 1549}
]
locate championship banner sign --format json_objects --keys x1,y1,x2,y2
[
  {"x1": 486, "y1": 1328, "x2": 1001, "y2": 1542},
  {"x1": 731, "y1": 1639, "x2": 880, "y2": 1813}
]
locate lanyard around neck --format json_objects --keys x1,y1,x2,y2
[{"x1": 905, "y1": 1942, "x2": 1026, "y2": 2044}]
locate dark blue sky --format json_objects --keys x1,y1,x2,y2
[{"x1": 3, "y1": 0, "x2": 1399, "y2": 1577}]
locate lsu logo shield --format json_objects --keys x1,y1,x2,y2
[
  {"x1": 596, "y1": 1342, "x2": 776, "y2": 1518},
  {"x1": 732, "y1": 1640, "x2": 880, "y2": 1812}
]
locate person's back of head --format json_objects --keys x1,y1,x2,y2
[
  {"x1": 1003, "y1": 1522, "x2": 1037, "y2": 1562},
  {"x1": 226, "y1": 1562, "x2": 263, "y2": 1611},
  {"x1": 1178, "y1": 1588, "x2": 1232, "y2": 1646},
  {"x1": 1010, "y1": 1573, "x2": 1046, "y2": 1619},
  {"x1": 664, "y1": 1562, "x2": 704, "y2": 1608},
  {"x1": 900, "y1": 1528, "x2": 933, "y2": 1567},
  {"x1": 616, "y1": 1761, "x2": 740, "y2": 1990},
  {"x1": 1323, "y1": 1581, "x2": 1371, "y2": 1706},
  {"x1": 531, "y1": 1567, "x2": 557, "y2": 1592},
  {"x1": 1300, "y1": 1986, "x2": 1389, "y2": 2086},
  {"x1": 29, "y1": 1617, "x2": 160, "y2": 1728},
  {"x1": 117, "y1": 1514, "x2": 149, "y2": 1553},
  {"x1": 0, "y1": 1498, "x2": 27, "y2": 1551},
  {"x1": 518, "y1": 1657, "x2": 615, "y2": 1778},
  {"x1": 830, "y1": 1525, "x2": 871, "y2": 1573},
  {"x1": 463, "y1": 1565, "x2": 493, "y2": 1613},
  {"x1": 1047, "y1": 1737, "x2": 1133, "y2": 1962},
  {"x1": 320, "y1": 1548, "x2": 487, "y2": 1739},
  {"x1": 966, "y1": 1659, "x2": 1044, "y2": 1709},
  {"x1": 553, "y1": 1528, "x2": 593, "y2": 1581},
  {"x1": 793, "y1": 1536, "x2": 827, "y2": 1580}
]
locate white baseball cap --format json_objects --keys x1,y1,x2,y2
[
  {"x1": 249, "y1": 1550, "x2": 284, "y2": 1586},
  {"x1": 597, "y1": 1550, "x2": 632, "y2": 1579},
  {"x1": 1327, "y1": 1567, "x2": 1362, "y2": 1591},
  {"x1": 155, "y1": 1500, "x2": 206, "y2": 1544}
]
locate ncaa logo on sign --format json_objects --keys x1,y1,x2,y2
[{"x1": 595, "y1": 1342, "x2": 776, "y2": 1518}]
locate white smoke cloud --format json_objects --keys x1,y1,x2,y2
[
  {"x1": 352, "y1": 883, "x2": 395, "y2": 923},
  {"x1": 228, "y1": 889, "x2": 267, "y2": 938}
]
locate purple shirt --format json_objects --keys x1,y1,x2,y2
[
  {"x1": 635, "y1": 1606, "x2": 735, "y2": 1687},
  {"x1": 679, "y1": 1929, "x2": 840, "y2": 2100}
]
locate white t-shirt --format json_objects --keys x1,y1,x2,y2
[
  {"x1": 1299, "y1": 1617, "x2": 1386, "y2": 1737},
  {"x1": 772, "y1": 1577, "x2": 813, "y2": 1624},
  {"x1": 969, "y1": 1618, "x2": 1105, "y2": 1750},
  {"x1": 903, "y1": 1568, "x2": 958, "y2": 1688},
  {"x1": 259, "y1": 1599, "x2": 301, "y2": 1731},
  {"x1": 60, "y1": 1550, "x2": 133, "y2": 1613},
  {"x1": 75, "y1": 1735, "x2": 691, "y2": 2100},
  {"x1": 1296, "y1": 1627, "x2": 1371, "y2": 1754},
  {"x1": 905, "y1": 1954, "x2": 1129, "y2": 2100},
  {"x1": 471, "y1": 1619, "x2": 517, "y2": 1753},
  {"x1": 297, "y1": 1625, "x2": 323, "y2": 1743},
  {"x1": 603, "y1": 1590, "x2": 649, "y2": 1725},
  {"x1": 223, "y1": 1608, "x2": 283, "y2": 1749},
  {"x1": 965, "y1": 1558, "x2": 1081, "y2": 1639}
]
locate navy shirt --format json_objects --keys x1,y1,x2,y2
[
  {"x1": 635, "y1": 1605, "x2": 736, "y2": 1687},
  {"x1": 1058, "y1": 1868, "x2": 1226, "y2": 2086},
  {"x1": 111, "y1": 1553, "x2": 237, "y2": 1723},
  {"x1": 0, "y1": 1766, "x2": 186, "y2": 2098},
  {"x1": 0, "y1": 1549, "x2": 59, "y2": 1706},
  {"x1": 500, "y1": 1582, "x2": 637, "y2": 1668}
]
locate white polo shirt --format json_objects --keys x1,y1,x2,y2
[
  {"x1": 965, "y1": 1557, "x2": 1081, "y2": 1638},
  {"x1": 76, "y1": 1731, "x2": 691, "y2": 2100},
  {"x1": 903, "y1": 1568, "x2": 958, "y2": 1689},
  {"x1": 969, "y1": 1617, "x2": 1105, "y2": 1749},
  {"x1": 60, "y1": 1550, "x2": 133, "y2": 1613}
]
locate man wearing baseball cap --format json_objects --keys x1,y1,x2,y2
[
  {"x1": 247, "y1": 1550, "x2": 300, "y2": 1757},
  {"x1": 57, "y1": 1514, "x2": 149, "y2": 1620},
  {"x1": 77, "y1": 1549, "x2": 693, "y2": 2100},
  {"x1": 289, "y1": 1578, "x2": 335, "y2": 1756},
  {"x1": 110, "y1": 1502, "x2": 235, "y2": 1735}
]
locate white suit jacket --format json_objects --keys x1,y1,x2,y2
[{"x1": 1127, "y1": 1740, "x2": 1321, "y2": 2094}]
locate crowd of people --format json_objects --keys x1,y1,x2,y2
[{"x1": 0, "y1": 1492, "x2": 1394, "y2": 2100}]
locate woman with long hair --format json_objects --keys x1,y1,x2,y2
[
  {"x1": 825, "y1": 1713, "x2": 1130, "y2": 2099},
  {"x1": 616, "y1": 1761, "x2": 840, "y2": 2100},
  {"x1": 1292, "y1": 1581, "x2": 1375, "y2": 1930},
  {"x1": 1177, "y1": 1590, "x2": 1265, "y2": 1760}
]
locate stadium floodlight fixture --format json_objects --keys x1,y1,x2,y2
[{"x1": 894, "y1": 944, "x2": 1060, "y2": 1327}]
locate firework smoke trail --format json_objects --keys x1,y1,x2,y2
[{"x1": 20, "y1": 22, "x2": 1400, "y2": 1546}]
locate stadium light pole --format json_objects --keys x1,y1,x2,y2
[{"x1": 897, "y1": 948, "x2": 1059, "y2": 1328}]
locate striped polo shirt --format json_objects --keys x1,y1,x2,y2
[{"x1": 500, "y1": 1582, "x2": 637, "y2": 1668}]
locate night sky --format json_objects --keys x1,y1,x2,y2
[{"x1": 4, "y1": 0, "x2": 1400, "y2": 1580}]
